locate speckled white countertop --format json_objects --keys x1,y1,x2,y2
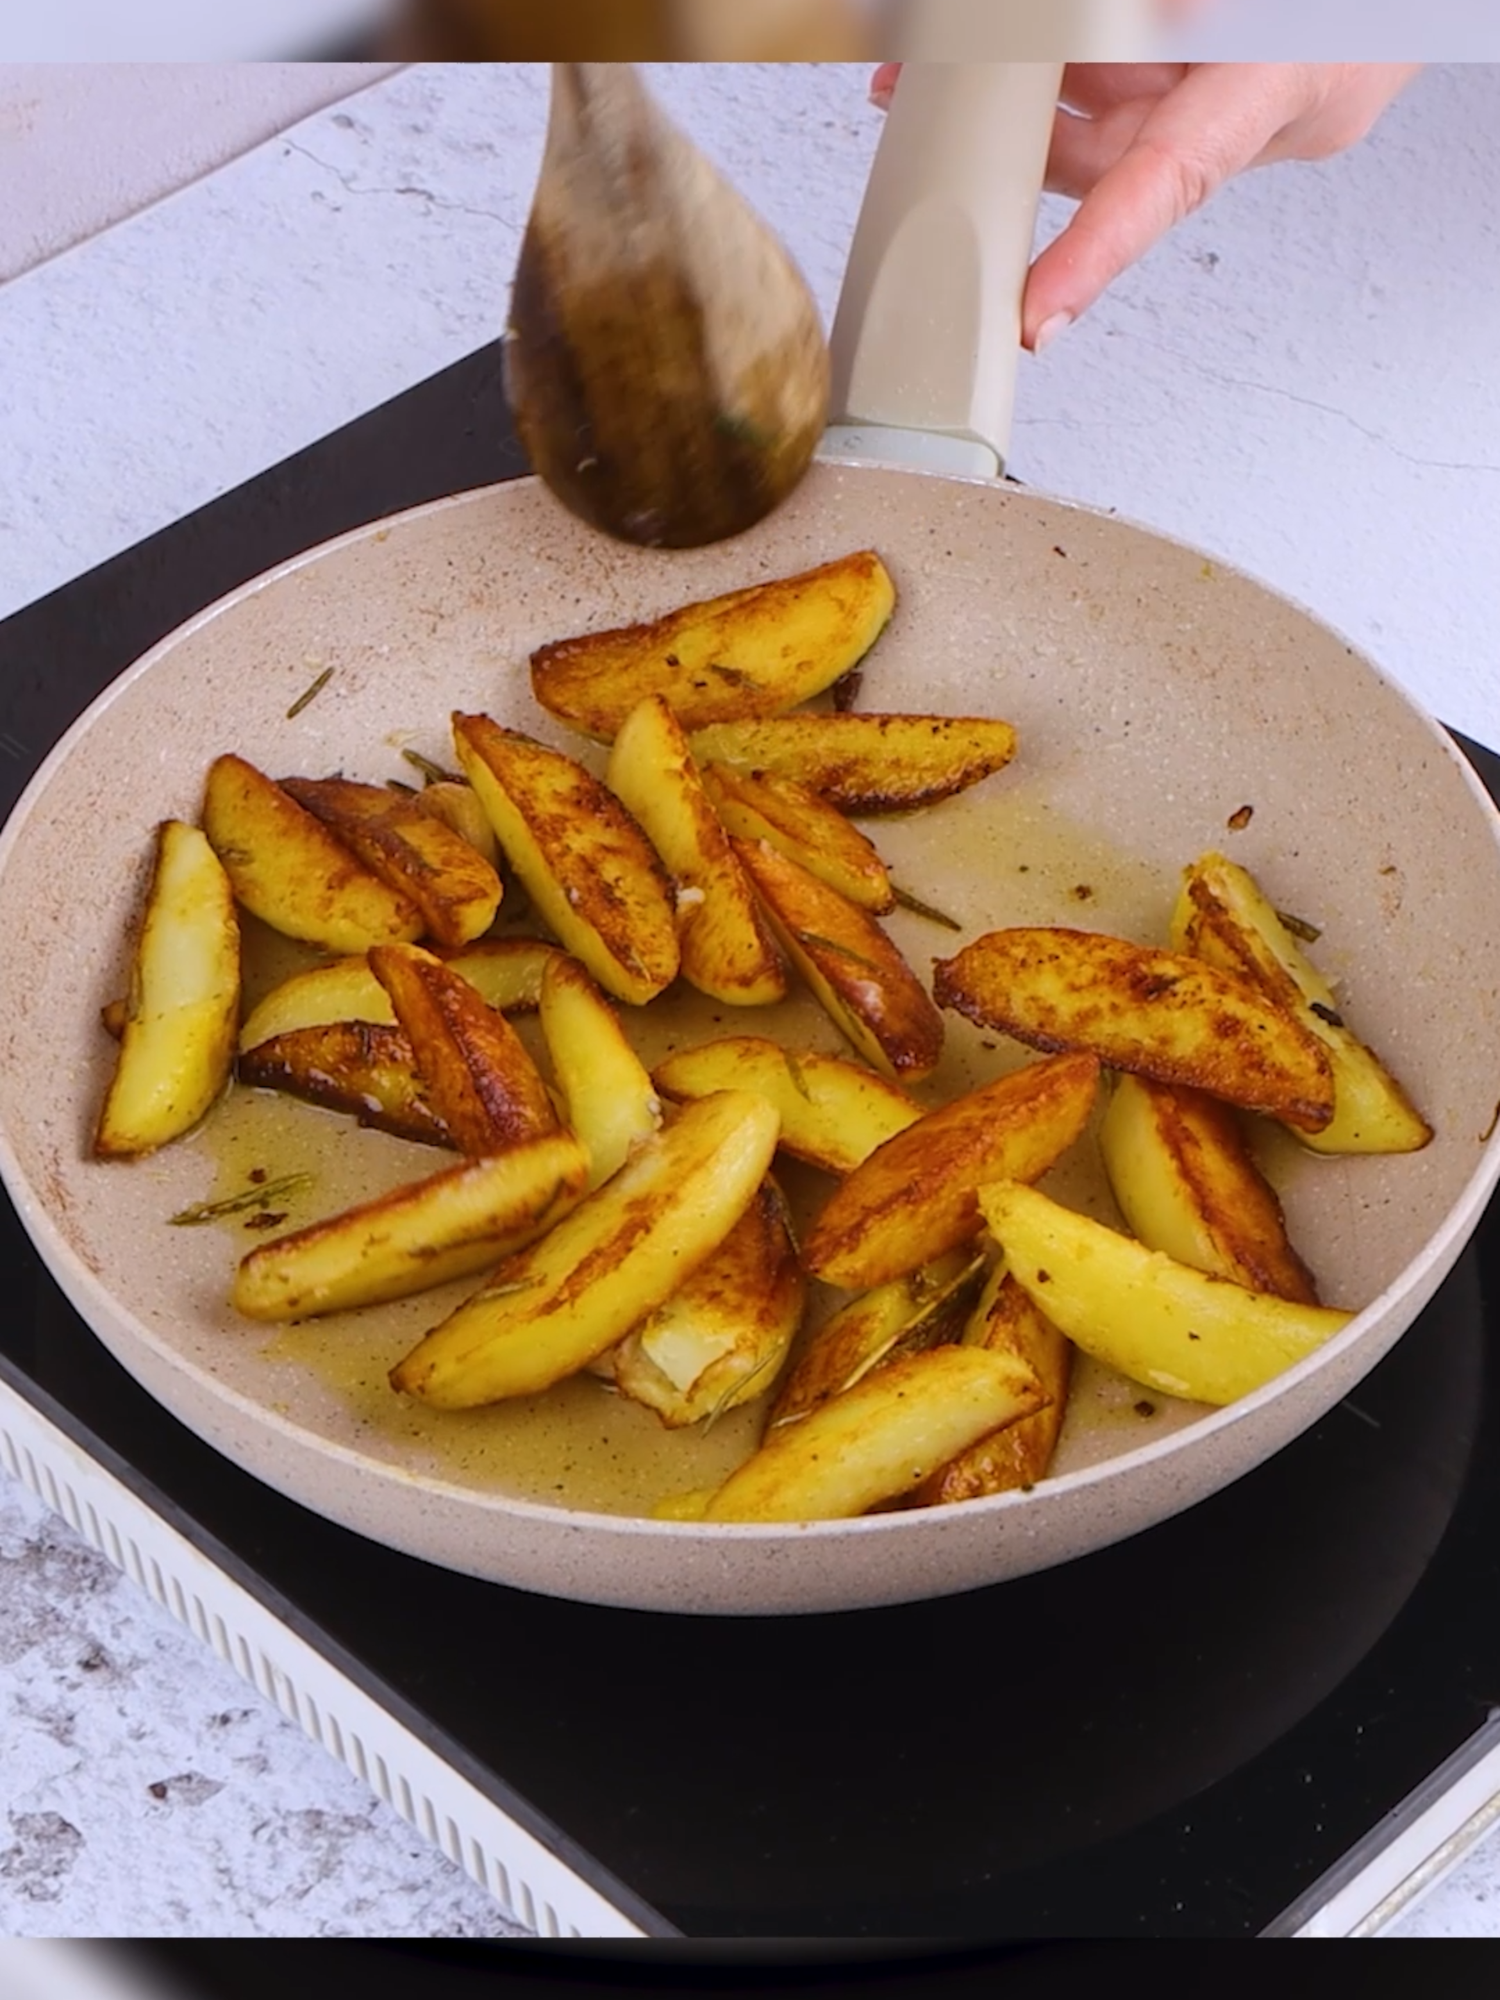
[{"x1": 2, "y1": 58, "x2": 1500, "y2": 1940}]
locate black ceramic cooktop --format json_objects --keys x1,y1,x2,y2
[{"x1": 1, "y1": 343, "x2": 1497, "y2": 1940}]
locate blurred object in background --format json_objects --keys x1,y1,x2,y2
[
  {"x1": 876, "y1": 0, "x2": 1161, "y2": 57},
  {"x1": 0, "y1": 0, "x2": 398, "y2": 59},
  {"x1": 381, "y1": 0, "x2": 874, "y2": 58}
]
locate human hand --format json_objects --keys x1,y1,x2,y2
[{"x1": 870, "y1": 62, "x2": 1421, "y2": 350}]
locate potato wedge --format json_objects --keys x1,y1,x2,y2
[
  {"x1": 702, "y1": 763, "x2": 894, "y2": 913},
  {"x1": 733, "y1": 837, "x2": 943, "y2": 1081},
  {"x1": 698, "y1": 1344, "x2": 1045, "y2": 1523},
  {"x1": 411, "y1": 780, "x2": 502, "y2": 869},
  {"x1": 1170, "y1": 853, "x2": 1431, "y2": 1154},
  {"x1": 600, "y1": 1180, "x2": 805, "y2": 1428},
  {"x1": 802, "y1": 1054, "x2": 1101, "y2": 1291},
  {"x1": 978, "y1": 1181, "x2": 1354, "y2": 1407},
  {"x1": 687, "y1": 713, "x2": 1018, "y2": 815},
  {"x1": 368, "y1": 942, "x2": 558, "y2": 1156},
  {"x1": 390, "y1": 1089, "x2": 780, "y2": 1408},
  {"x1": 236, "y1": 1021, "x2": 450, "y2": 1147},
  {"x1": 934, "y1": 928, "x2": 1335, "y2": 1133},
  {"x1": 604, "y1": 695, "x2": 786, "y2": 1006},
  {"x1": 453, "y1": 714, "x2": 679, "y2": 1006},
  {"x1": 652, "y1": 1035, "x2": 921, "y2": 1176},
  {"x1": 530, "y1": 550, "x2": 896, "y2": 739},
  {"x1": 537, "y1": 952, "x2": 662, "y2": 1187},
  {"x1": 279, "y1": 775, "x2": 503, "y2": 948},
  {"x1": 232, "y1": 1131, "x2": 590, "y2": 1321},
  {"x1": 1100, "y1": 1073, "x2": 1319, "y2": 1303},
  {"x1": 94, "y1": 820, "x2": 241, "y2": 1159},
  {"x1": 202, "y1": 753, "x2": 423, "y2": 953}
]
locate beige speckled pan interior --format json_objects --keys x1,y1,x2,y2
[{"x1": 1, "y1": 463, "x2": 1498, "y2": 1614}]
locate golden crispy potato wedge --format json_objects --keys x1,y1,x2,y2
[
  {"x1": 279, "y1": 776, "x2": 503, "y2": 948},
  {"x1": 803, "y1": 1054, "x2": 1101, "y2": 1291},
  {"x1": 978, "y1": 1181, "x2": 1353, "y2": 1407},
  {"x1": 688, "y1": 713, "x2": 1018, "y2": 815},
  {"x1": 733, "y1": 837, "x2": 943, "y2": 1081},
  {"x1": 411, "y1": 780, "x2": 502, "y2": 869},
  {"x1": 652, "y1": 1035, "x2": 921, "y2": 1176},
  {"x1": 530, "y1": 550, "x2": 896, "y2": 740},
  {"x1": 537, "y1": 952, "x2": 662, "y2": 1187},
  {"x1": 390, "y1": 1089, "x2": 781, "y2": 1408},
  {"x1": 232, "y1": 1131, "x2": 590, "y2": 1321},
  {"x1": 203, "y1": 753, "x2": 423, "y2": 952},
  {"x1": 698, "y1": 1344, "x2": 1045, "y2": 1523},
  {"x1": 599, "y1": 1180, "x2": 805, "y2": 1428},
  {"x1": 453, "y1": 714, "x2": 679, "y2": 1005},
  {"x1": 236, "y1": 1021, "x2": 449, "y2": 1147},
  {"x1": 368, "y1": 943, "x2": 558, "y2": 1156},
  {"x1": 767, "y1": 1249, "x2": 986, "y2": 1431},
  {"x1": 604, "y1": 695, "x2": 786, "y2": 1006},
  {"x1": 94, "y1": 820, "x2": 241, "y2": 1159},
  {"x1": 934, "y1": 928, "x2": 1335, "y2": 1133},
  {"x1": 1100, "y1": 1073, "x2": 1319, "y2": 1303},
  {"x1": 912, "y1": 1267, "x2": 1072, "y2": 1504},
  {"x1": 1170, "y1": 853, "x2": 1431, "y2": 1154},
  {"x1": 702, "y1": 763, "x2": 894, "y2": 913}
]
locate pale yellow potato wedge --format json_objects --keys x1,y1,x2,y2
[
  {"x1": 701, "y1": 763, "x2": 894, "y2": 913},
  {"x1": 1100, "y1": 1073, "x2": 1319, "y2": 1303},
  {"x1": 368, "y1": 942, "x2": 559, "y2": 1156},
  {"x1": 978, "y1": 1181, "x2": 1354, "y2": 1407},
  {"x1": 537, "y1": 952, "x2": 662, "y2": 1187},
  {"x1": 391, "y1": 1090, "x2": 781, "y2": 1407},
  {"x1": 934, "y1": 927, "x2": 1335, "y2": 1134},
  {"x1": 453, "y1": 713, "x2": 679, "y2": 1006},
  {"x1": 733, "y1": 837, "x2": 943, "y2": 1081},
  {"x1": 1170, "y1": 852, "x2": 1432, "y2": 1155},
  {"x1": 698, "y1": 1344, "x2": 1045, "y2": 1523},
  {"x1": 530, "y1": 550, "x2": 896, "y2": 739},
  {"x1": 279, "y1": 775, "x2": 503, "y2": 948},
  {"x1": 232, "y1": 1132, "x2": 590, "y2": 1321},
  {"x1": 766, "y1": 1249, "x2": 986, "y2": 1431},
  {"x1": 236, "y1": 1021, "x2": 449, "y2": 1147},
  {"x1": 600, "y1": 1180, "x2": 805, "y2": 1428},
  {"x1": 604, "y1": 695, "x2": 786, "y2": 1006},
  {"x1": 95, "y1": 820, "x2": 241, "y2": 1159},
  {"x1": 411, "y1": 780, "x2": 502, "y2": 869},
  {"x1": 203, "y1": 753, "x2": 423, "y2": 952},
  {"x1": 687, "y1": 713, "x2": 1018, "y2": 815},
  {"x1": 652, "y1": 1035, "x2": 921, "y2": 1176},
  {"x1": 803, "y1": 1054, "x2": 1101, "y2": 1291}
]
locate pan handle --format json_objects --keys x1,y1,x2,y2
[{"x1": 825, "y1": 62, "x2": 1063, "y2": 479}]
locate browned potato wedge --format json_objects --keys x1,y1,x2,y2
[
  {"x1": 604, "y1": 695, "x2": 786, "y2": 1006},
  {"x1": 911, "y1": 1267, "x2": 1071, "y2": 1504},
  {"x1": 1100, "y1": 1073, "x2": 1319, "y2": 1303},
  {"x1": 652, "y1": 1035, "x2": 920, "y2": 1176},
  {"x1": 934, "y1": 928, "x2": 1335, "y2": 1134},
  {"x1": 1170, "y1": 852, "x2": 1431, "y2": 1154},
  {"x1": 702, "y1": 763, "x2": 894, "y2": 912},
  {"x1": 279, "y1": 776, "x2": 502, "y2": 948},
  {"x1": 232, "y1": 1131, "x2": 590, "y2": 1321},
  {"x1": 978, "y1": 1181, "x2": 1354, "y2": 1407},
  {"x1": 94, "y1": 820, "x2": 241, "y2": 1159},
  {"x1": 599, "y1": 1180, "x2": 805, "y2": 1428},
  {"x1": 697, "y1": 1344, "x2": 1045, "y2": 1523},
  {"x1": 236, "y1": 1022, "x2": 449, "y2": 1147},
  {"x1": 688, "y1": 713, "x2": 1018, "y2": 814},
  {"x1": 391, "y1": 1089, "x2": 780, "y2": 1408},
  {"x1": 803, "y1": 1054, "x2": 1101, "y2": 1291},
  {"x1": 530, "y1": 550, "x2": 895, "y2": 739},
  {"x1": 733, "y1": 837, "x2": 943, "y2": 1081},
  {"x1": 537, "y1": 952, "x2": 662, "y2": 1186},
  {"x1": 203, "y1": 753, "x2": 423, "y2": 952},
  {"x1": 453, "y1": 713, "x2": 679, "y2": 1006},
  {"x1": 368, "y1": 942, "x2": 558, "y2": 1156},
  {"x1": 411, "y1": 780, "x2": 502, "y2": 869},
  {"x1": 767, "y1": 1249, "x2": 986, "y2": 1431}
]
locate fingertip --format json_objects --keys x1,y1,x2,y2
[{"x1": 870, "y1": 62, "x2": 900, "y2": 110}]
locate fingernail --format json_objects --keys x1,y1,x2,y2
[
  {"x1": 1032, "y1": 312, "x2": 1073, "y2": 356},
  {"x1": 870, "y1": 62, "x2": 899, "y2": 109}
]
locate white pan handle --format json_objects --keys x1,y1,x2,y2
[{"x1": 826, "y1": 62, "x2": 1063, "y2": 479}]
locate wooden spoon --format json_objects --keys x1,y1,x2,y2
[{"x1": 505, "y1": 63, "x2": 832, "y2": 549}]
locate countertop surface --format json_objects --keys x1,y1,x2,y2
[{"x1": 2, "y1": 59, "x2": 1500, "y2": 1939}]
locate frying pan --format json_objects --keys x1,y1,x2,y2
[{"x1": 0, "y1": 68, "x2": 1497, "y2": 1616}]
